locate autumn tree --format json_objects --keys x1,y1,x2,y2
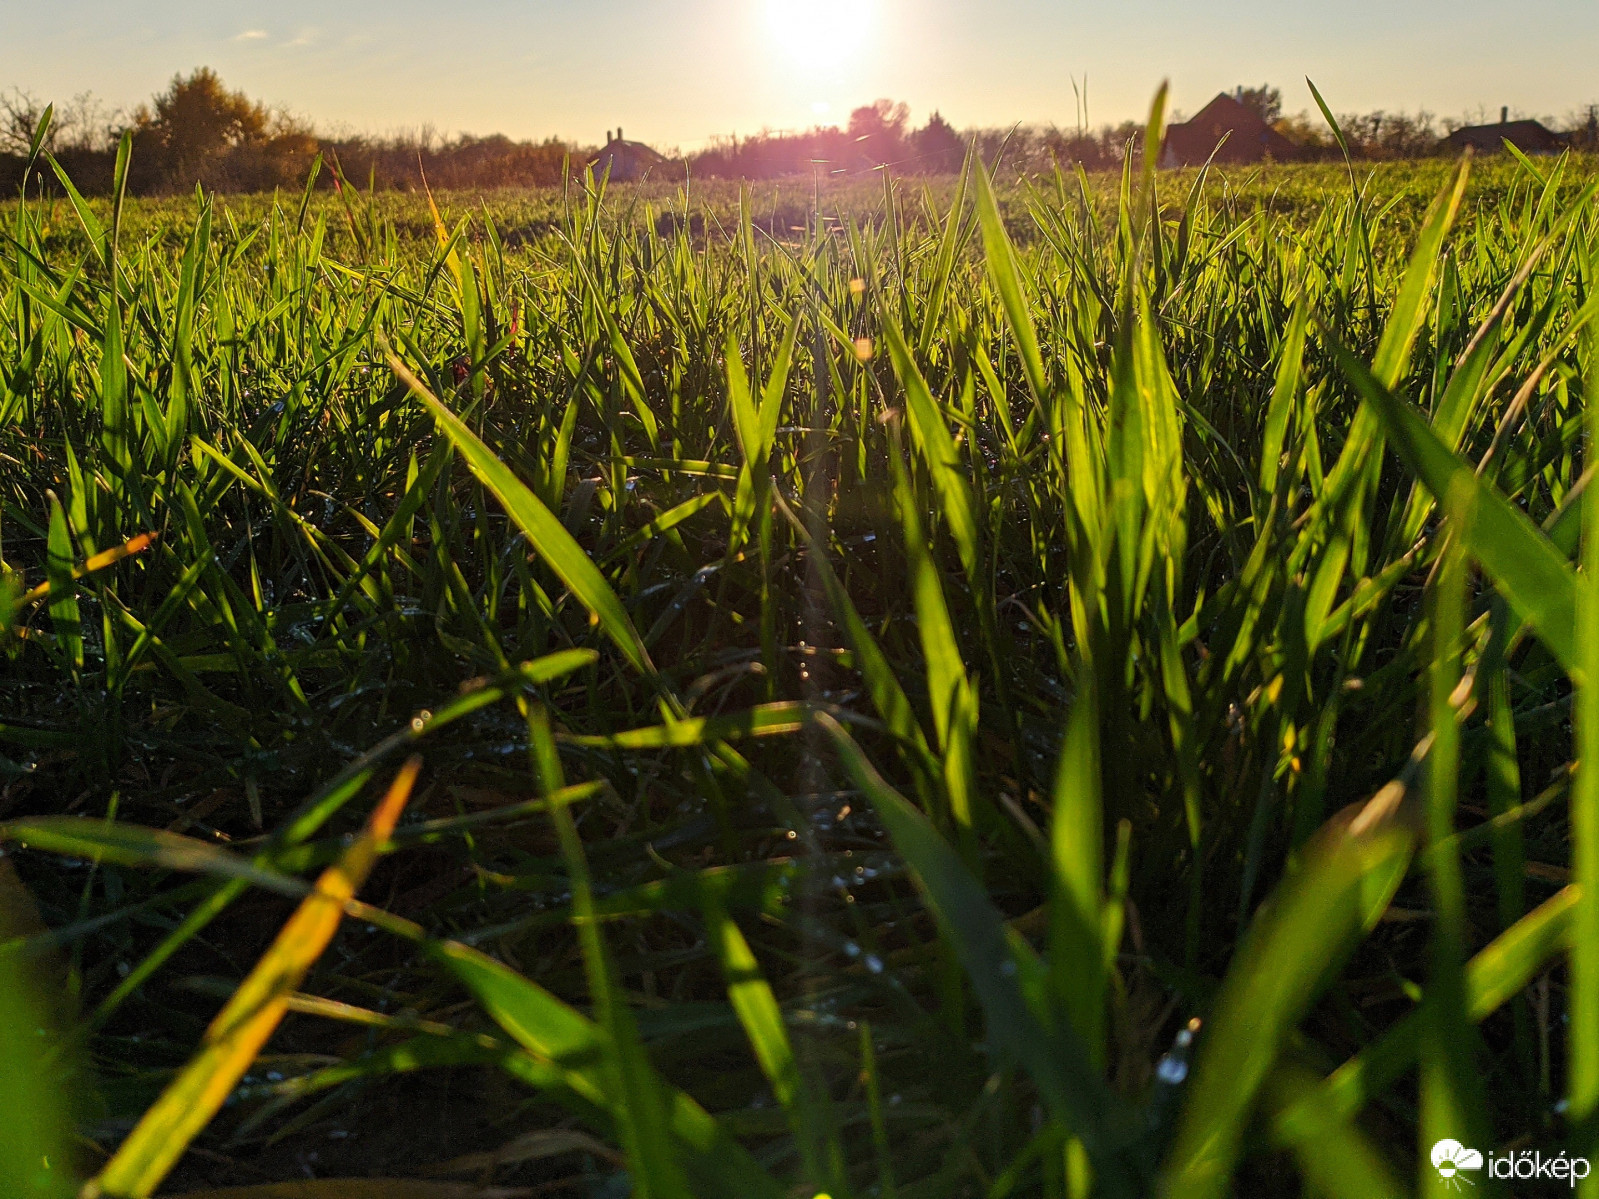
[
  {"x1": 132, "y1": 68, "x2": 315, "y2": 191},
  {"x1": 848, "y1": 99, "x2": 910, "y2": 166}
]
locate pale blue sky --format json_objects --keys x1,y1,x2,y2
[{"x1": 4, "y1": 0, "x2": 1595, "y2": 149}]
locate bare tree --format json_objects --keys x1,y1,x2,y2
[
  {"x1": 0, "y1": 89, "x2": 52, "y2": 155},
  {"x1": 55, "y1": 93, "x2": 119, "y2": 153},
  {"x1": 1233, "y1": 85, "x2": 1284, "y2": 125},
  {"x1": 0, "y1": 89, "x2": 120, "y2": 158},
  {"x1": 1567, "y1": 104, "x2": 1599, "y2": 151}
]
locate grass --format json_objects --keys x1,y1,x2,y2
[{"x1": 2, "y1": 106, "x2": 1599, "y2": 1196}]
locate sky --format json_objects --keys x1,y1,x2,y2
[{"x1": 3, "y1": 0, "x2": 1597, "y2": 150}]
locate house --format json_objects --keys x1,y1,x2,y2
[
  {"x1": 1160, "y1": 94, "x2": 1304, "y2": 168},
  {"x1": 1441, "y1": 109, "x2": 1567, "y2": 156},
  {"x1": 587, "y1": 129, "x2": 673, "y2": 182}
]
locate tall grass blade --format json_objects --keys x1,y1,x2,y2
[
  {"x1": 1333, "y1": 345, "x2": 1578, "y2": 670},
  {"x1": 530, "y1": 706, "x2": 690, "y2": 1199},
  {"x1": 0, "y1": 861, "x2": 80, "y2": 1197},
  {"x1": 1161, "y1": 796, "x2": 1415, "y2": 1199},
  {"x1": 388, "y1": 351, "x2": 658, "y2": 681},
  {"x1": 1419, "y1": 510, "x2": 1488, "y2": 1196},
  {"x1": 815, "y1": 713, "x2": 1136, "y2": 1197},
  {"x1": 1571, "y1": 324, "x2": 1599, "y2": 1192},
  {"x1": 973, "y1": 160, "x2": 1047, "y2": 405}
]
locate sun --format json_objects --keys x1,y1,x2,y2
[{"x1": 764, "y1": 0, "x2": 872, "y2": 72}]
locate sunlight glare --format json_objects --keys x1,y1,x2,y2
[{"x1": 764, "y1": 0, "x2": 872, "y2": 73}]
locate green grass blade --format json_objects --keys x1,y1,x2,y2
[
  {"x1": 1332, "y1": 344, "x2": 1578, "y2": 671},
  {"x1": 892, "y1": 448, "x2": 978, "y2": 838},
  {"x1": 44, "y1": 494, "x2": 81, "y2": 671},
  {"x1": 879, "y1": 316, "x2": 980, "y2": 579},
  {"x1": 559, "y1": 702, "x2": 808, "y2": 750},
  {"x1": 1273, "y1": 884, "x2": 1577, "y2": 1147},
  {"x1": 917, "y1": 148, "x2": 973, "y2": 361},
  {"x1": 1419, "y1": 520, "x2": 1489, "y2": 1195},
  {"x1": 0, "y1": 819, "x2": 306, "y2": 899},
  {"x1": 1259, "y1": 300, "x2": 1309, "y2": 496},
  {"x1": 1306, "y1": 77, "x2": 1354, "y2": 180},
  {"x1": 22, "y1": 103, "x2": 53, "y2": 173},
  {"x1": 1049, "y1": 673, "x2": 1107, "y2": 1052},
  {"x1": 703, "y1": 893, "x2": 838, "y2": 1191},
  {"x1": 600, "y1": 491, "x2": 721, "y2": 566},
  {"x1": 575, "y1": 256, "x2": 659, "y2": 447},
  {"x1": 815, "y1": 713, "x2": 1136, "y2": 1197},
  {"x1": 1571, "y1": 324, "x2": 1599, "y2": 1189},
  {"x1": 531, "y1": 706, "x2": 691, "y2": 1199},
  {"x1": 1264, "y1": 1065, "x2": 1405, "y2": 1199},
  {"x1": 1161, "y1": 804, "x2": 1415, "y2": 1199},
  {"x1": 422, "y1": 931, "x2": 784, "y2": 1199},
  {"x1": 163, "y1": 1183, "x2": 539, "y2": 1198},
  {"x1": 1373, "y1": 159, "x2": 1469, "y2": 388},
  {"x1": 973, "y1": 160, "x2": 1048, "y2": 406},
  {"x1": 773, "y1": 492, "x2": 937, "y2": 779},
  {"x1": 0, "y1": 862, "x2": 81, "y2": 1198},
  {"x1": 45, "y1": 156, "x2": 107, "y2": 265},
  {"x1": 388, "y1": 351, "x2": 659, "y2": 681}
]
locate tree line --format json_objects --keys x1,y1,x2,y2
[{"x1": 3, "y1": 71, "x2": 1596, "y2": 197}]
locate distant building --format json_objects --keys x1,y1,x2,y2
[
  {"x1": 1441, "y1": 109, "x2": 1567, "y2": 156},
  {"x1": 588, "y1": 129, "x2": 673, "y2": 182},
  {"x1": 1161, "y1": 94, "x2": 1305, "y2": 168}
]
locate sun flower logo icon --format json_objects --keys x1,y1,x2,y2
[{"x1": 1430, "y1": 1140, "x2": 1484, "y2": 1190}]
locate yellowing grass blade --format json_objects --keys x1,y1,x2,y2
[
  {"x1": 20, "y1": 532, "x2": 156, "y2": 605},
  {"x1": 84, "y1": 758, "x2": 422, "y2": 1199}
]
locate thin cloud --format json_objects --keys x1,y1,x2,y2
[{"x1": 232, "y1": 29, "x2": 269, "y2": 42}]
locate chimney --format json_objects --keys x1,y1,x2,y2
[
  {"x1": 1501, "y1": 106, "x2": 1509, "y2": 125},
  {"x1": 618, "y1": 127, "x2": 624, "y2": 141},
  {"x1": 606, "y1": 129, "x2": 614, "y2": 144}
]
